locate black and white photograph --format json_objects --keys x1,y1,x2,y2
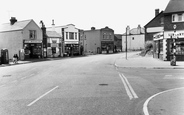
[{"x1": 0, "y1": 0, "x2": 184, "y2": 115}]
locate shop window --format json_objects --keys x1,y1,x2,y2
[
  {"x1": 176, "y1": 42, "x2": 184, "y2": 55},
  {"x1": 29, "y1": 30, "x2": 36, "y2": 40}
]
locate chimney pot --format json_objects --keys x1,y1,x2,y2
[{"x1": 10, "y1": 17, "x2": 17, "y2": 25}]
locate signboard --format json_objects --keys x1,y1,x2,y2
[
  {"x1": 24, "y1": 40, "x2": 42, "y2": 43},
  {"x1": 164, "y1": 30, "x2": 184, "y2": 38},
  {"x1": 65, "y1": 41, "x2": 79, "y2": 44},
  {"x1": 153, "y1": 32, "x2": 164, "y2": 41}
]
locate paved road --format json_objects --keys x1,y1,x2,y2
[{"x1": 0, "y1": 53, "x2": 183, "y2": 115}]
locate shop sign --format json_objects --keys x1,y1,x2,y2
[
  {"x1": 24, "y1": 40, "x2": 42, "y2": 43},
  {"x1": 65, "y1": 41, "x2": 79, "y2": 44},
  {"x1": 153, "y1": 32, "x2": 163, "y2": 40},
  {"x1": 164, "y1": 31, "x2": 184, "y2": 38},
  {"x1": 51, "y1": 43, "x2": 58, "y2": 47}
]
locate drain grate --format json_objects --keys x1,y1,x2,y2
[
  {"x1": 2, "y1": 75, "x2": 11, "y2": 77},
  {"x1": 99, "y1": 84, "x2": 108, "y2": 86}
]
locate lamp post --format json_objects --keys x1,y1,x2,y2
[
  {"x1": 170, "y1": 24, "x2": 177, "y2": 66},
  {"x1": 125, "y1": 26, "x2": 129, "y2": 60}
]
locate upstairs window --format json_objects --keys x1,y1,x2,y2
[
  {"x1": 69, "y1": 32, "x2": 74, "y2": 39},
  {"x1": 66, "y1": 32, "x2": 68, "y2": 39},
  {"x1": 29, "y1": 30, "x2": 36, "y2": 39},
  {"x1": 172, "y1": 13, "x2": 184, "y2": 22},
  {"x1": 75, "y1": 33, "x2": 77, "y2": 40}
]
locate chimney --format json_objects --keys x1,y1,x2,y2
[
  {"x1": 91, "y1": 27, "x2": 95, "y2": 30},
  {"x1": 52, "y1": 19, "x2": 55, "y2": 31},
  {"x1": 10, "y1": 17, "x2": 17, "y2": 25},
  {"x1": 155, "y1": 9, "x2": 159, "y2": 17},
  {"x1": 137, "y1": 25, "x2": 141, "y2": 34}
]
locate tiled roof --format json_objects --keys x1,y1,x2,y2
[
  {"x1": 46, "y1": 31, "x2": 61, "y2": 38},
  {"x1": 0, "y1": 20, "x2": 32, "y2": 32},
  {"x1": 164, "y1": 0, "x2": 184, "y2": 13}
]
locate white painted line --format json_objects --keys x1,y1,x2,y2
[
  {"x1": 27, "y1": 86, "x2": 59, "y2": 106},
  {"x1": 143, "y1": 87, "x2": 184, "y2": 115},
  {"x1": 121, "y1": 73, "x2": 138, "y2": 99},
  {"x1": 119, "y1": 73, "x2": 133, "y2": 100}
]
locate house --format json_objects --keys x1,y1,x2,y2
[
  {"x1": 163, "y1": 0, "x2": 184, "y2": 61},
  {"x1": 82, "y1": 26, "x2": 114, "y2": 54},
  {"x1": 150, "y1": 0, "x2": 184, "y2": 61},
  {"x1": 144, "y1": 9, "x2": 164, "y2": 42},
  {"x1": 114, "y1": 34, "x2": 122, "y2": 52},
  {"x1": 46, "y1": 31, "x2": 62, "y2": 57},
  {"x1": 0, "y1": 17, "x2": 43, "y2": 60},
  {"x1": 122, "y1": 25, "x2": 145, "y2": 51},
  {"x1": 47, "y1": 22, "x2": 80, "y2": 56}
]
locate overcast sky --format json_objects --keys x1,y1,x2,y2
[{"x1": 0, "y1": 0, "x2": 170, "y2": 34}]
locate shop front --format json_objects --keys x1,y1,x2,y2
[
  {"x1": 24, "y1": 40, "x2": 43, "y2": 59},
  {"x1": 165, "y1": 31, "x2": 184, "y2": 61},
  {"x1": 101, "y1": 41, "x2": 114, "y2": 54},
  {"x1": 153, "y1": 32, "x2": 166, "y2": 60},
  {"x1": 64, "y1": 41, "x2": 79, "y2": 56}
]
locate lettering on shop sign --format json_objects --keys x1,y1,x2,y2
[
  {"x1": 168, "y1": 32, "x2": 184, "y2": 38},
  {"x1": 153, "y1": 32, "x2": 163, "y2": 40}
]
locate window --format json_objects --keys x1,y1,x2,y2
[
  {"x1": 178, "y1": 14, "x2": 182, "y2": 21},
  {"x1": 66, "y1": 32, "x2": 68, "y2": 39},
  {"x1": 75, "y1": 33, "x2": 77, "y2": 40},
  {"x1": 69, "y1": 32, "x2": 74, "y2": 39},
  {"x1": 160, "y1": 17, "x2": 164, "y2": 25},
  {"x1": 109, "y1": 33, "x2": 111, "y2": 39},
  {"x1": 29, "y1": 30, "x2": 36, "y2": 39},
  {"x1": 132, "y1": 37, "x2": 134, "y2": 40},
  {"x1": 172, "y1": 15, "x2": 175, "y2": 22},
  {"x1": 172, "y1": 13, "x2": 184, "y2": 22},
  {"x1": 52, "y1": 40, "x2": 57, "y2": 43}
]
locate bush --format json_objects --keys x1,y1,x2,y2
[{"x1": 139, "y1": 41, "x2": 153, "y2": 56}]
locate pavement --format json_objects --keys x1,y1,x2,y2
[{"x1": 1, "y1": 52, "x2": 184, "y2": 115}]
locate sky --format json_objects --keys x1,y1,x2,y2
[{"x1": 0, "y1": 0, "x2": 170, "y2": 34}]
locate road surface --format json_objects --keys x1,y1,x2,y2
[{"x1": 0, "y1": 53, "x2": 183, "y2": 115}]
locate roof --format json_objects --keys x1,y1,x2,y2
[
  {"x1": 122, "y1": 27, "x2": 145, "y2": 36},
  {"x1": 0, "y1": 20, "x2": 32, "y2": 32},
  {"x1": 46, "y1": 31, "x2": 61, "y2": 38},
  {"x1": 144, "y1": 11, "x2": 164, "y2": 27},
  {"x1": 164, "y1": 0, "x2": 184, "y2": 13}
]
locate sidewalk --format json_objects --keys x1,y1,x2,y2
[
  {"x1": 115, "y1": 52, "x2": 184, "y2": 69},
  {"x1": 144, "y1": 87, "x2": 184, "y2": 115}
]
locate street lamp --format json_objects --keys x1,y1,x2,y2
[
  {"x1": 170, "y1": 24, "x2": 177, "y2": 66},
  {"x1": 125, "y1": 26, "x2": 129, "y2": 60}
]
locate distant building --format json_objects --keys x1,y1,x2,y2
[
  {"x1": 47, "y1": 23, "x2": 80, "y2": 56},
  {"x1": 46, "y1": 31, "x2": 62, "y2": 57},
  {"x1": 83, "y1": 26, "x2": 114, "y2": 54},
  {"x1": 122, "y1": 25, "x2": 145, "y2": 51},
  {"x1": 0, "y1": 17, "x2": 43, "y2": 60},
  {"x1": 114, "y1": 34, "x2": 122, "y2": 52}
]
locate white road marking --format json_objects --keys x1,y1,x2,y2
[
  {"x1": 119, "y1": 73, "x2": 133, "y2": 100},
  {"x1": 121, "y1": 73, "x2": 138, "y2": 99},
  {"x1": 27, "y1": 86, "x2": 59, "y2": 106},
  {"x1": 143, "y1": 87, "x2": 184, "y2": 115}
]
